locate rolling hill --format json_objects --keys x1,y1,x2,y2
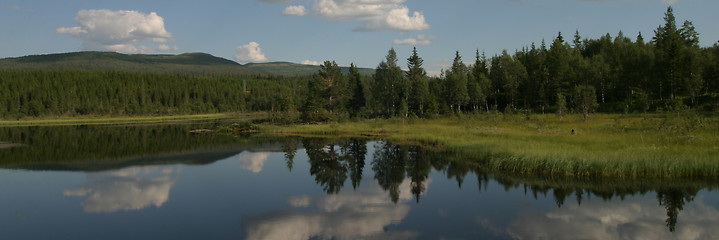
[
  {"x1": 0, "y1": 51, "x2": 375, "y2": 76},
  {"x1": 0, "y1": 51, "x2": 261, "y2": 76}
]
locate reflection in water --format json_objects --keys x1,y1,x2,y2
[
  {"x1": 63, "y1": 166, "x2": 180, "y2": 213},
  {"x1": 483, "y1": 174, "x2": 714, "y2": 233},
  {"x1": 238, "y1": 152, "x2": 272, "y2": 173},
  {"x1": 2, "y1": 126, "x2": 717, "y2": 239},
  {"x1": 502, "y1": 196, "x2": 719, "y2": 240},
  {"x1": 244, "y1": 178, "x2": 429, "y2": 240},
  {"x1": 301, "y1": 138, "x2": 369, "y2": 194},
  {"x1": 293, "y1": 138, "x2": 719, "y2": 236}
]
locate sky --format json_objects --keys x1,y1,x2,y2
[{"x1": 1, "y1": 0, "x2": 718, "y2": 76}]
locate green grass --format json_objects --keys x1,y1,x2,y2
[
  {"x1": 262, "y1": 113, "x2": 719, "y2": 178},
  {"x1": 0, "y1": 113, "x2": 232, "y2": 127}
]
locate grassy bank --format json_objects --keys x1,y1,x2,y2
[
  {"x1": 263, "y1": 112, "x2": 719, "y2": 178},
  {"x1": 0, "y1": 113, "x2": 236, "y2": 127}
]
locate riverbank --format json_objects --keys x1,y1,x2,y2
[
  {"x1": 263, "y1": 112, "x2": 719, "y2": 178},
  {"x1": 0, "y1": 113, "x2": 251, "y2": 127}
]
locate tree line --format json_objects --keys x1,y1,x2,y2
[
  {"x1": 0, "y1": 70, "x2": 309, "y2": 118},
  {"x1": 301, "y1": 7, "x2": 718, "y2": 121},
  {"x1": 1, "y1": 7, "x2": 716, "y2": 121}
]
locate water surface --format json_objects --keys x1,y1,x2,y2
[{"x1": 1, "y1": 124, "x2": 717, "y2": 239}]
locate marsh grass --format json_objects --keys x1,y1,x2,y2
[{"x1": 265, "y1": 113, "x2": 719, "y2": 178}]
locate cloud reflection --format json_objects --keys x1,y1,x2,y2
[
  {"x1": 244, "y1": 178, "x2": 430, "y2": 240},
  {"x1": 502, "y1": 196, "x2": 719, "y2": 240},
  {"x1": 238, "y1": 152, "x2": 272, "y2": 173},
  {"x1": 63, "y1": 166, "x2": 179, "y2": 213}
]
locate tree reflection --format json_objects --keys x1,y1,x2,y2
[
  {"x1": 488, "y1": 173, "x2": 711, "y2": 233},
  {"x1": 296, "y1": 137, "x2": 715, "y2": 233},
  {"x1": 372, "y1": 141, "x2": 408, "y2": 203},
  {"x1": 658, "y1": 188, "x2": 697, "y2": 232},
  {"x1": 406, "y1": 146, "x2": 431, "y2": 203},
  {"x1": 343, "y1": 139, "x2": 366, "y2": 190},
  {"x1": 303, "y1": 138, "x2": 348, "y2": 194},
  {"x1": 280, "y1": 136, "x2": 300, "y2": 172}
]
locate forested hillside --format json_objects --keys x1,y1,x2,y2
[
  {"x1": 0, "y1": 51, "x2": 262, "y2": 76},
  {"x1": 0, "y1": 70, "x2": 309, "y2": 118},
  {"x1": 0, "y1": 7, "x2": 717, "y2": 121}
]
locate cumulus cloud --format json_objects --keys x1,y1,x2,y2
[
  {"x1": 235, "y1": 41, "x2": 269, "y2": 63},
  {"x1": 63, "y1": 166, "x2": 180, "y2": 213},
  {"x1": 244, "y1": 178, "x2": 430, "y2": 240},
  {"x1": 271, "y1": 0, "x2": 429, "y2": 32},
  {"x1": 56, "y1": 9, "x2": 177, "y2": 54},
  {"x1": 301, "y1": 59, "x2": 320, "y2": 65},
  {"x1": 393, "y1": 34, "x2": 434, "y2": 45},
  {"x1": 238, "y1": 151, "x2": 272, "y2": 173},
  {"x1": 502, "y1": 197, "x2": 719, "y2": 240},
  {"x1": 282, "y1": 5, "x2": 307, "y2": 16}
]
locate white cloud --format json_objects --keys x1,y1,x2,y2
[
  {"x1": 56, "y1": 9, "x2": 177, "y2": 54},
  {"x1": 502, "y1": 197, "x2": 719, "y2": 240},
  {"x1": 301, "y1": 59, "x2": 320, "y2": 65},
  {"x1": 245, "y1": 178, "x2": 430, "y2": 240},
  {"x1": 235, "y1": 41, "x2": 269, "y2": 63},
  {"x1": 63, "y1": 166, "x2": 180, "y2": 213},
  {"x1": 278, "y1": 0, "x2": 429, "y2": 32},
  {"x1": 238, "y1": 151, "x2": 272, "y2": 173},
  {"x1": 393, "y1": 34, "x2": 434, "y2": 45},
  {"x1": 283, "y1": 5, "x2": 307, "y2": 16}
]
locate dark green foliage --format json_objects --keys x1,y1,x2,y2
[
  {"x1": 407, "y1": 47, "x2": 429, "y2": 117},
  {"x1": 347, "y1": 63, "x2": 366, "y2": 118},
  {"x1": 573, "y1": 85, "x2": 598, "y2": 121},
  {"x1": 301, "y1": 61, "x2": 347, "y2": 122},
  {"x1": 445, "y1": 51, "x2": 469, "y2": 113},
  {"x1": 0, "y1": 70, "x2": 308, "y2": 119},
  {"x1": 372, "y1": 48, "x2": 405, "y2": 118}
]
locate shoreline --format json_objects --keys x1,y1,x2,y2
[{"x1": 0, "y1": 113, "x2": 265, "y2": 127}]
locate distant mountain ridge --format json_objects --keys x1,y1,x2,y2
[
  {"x1": 0, "y1": 51, "x2": 374, "y2": 76},
  {"x1": 0, "y1": 51, "x2": 260, "y2": 76}
]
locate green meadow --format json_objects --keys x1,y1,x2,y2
[{"x1": 263, "y1": 112, "x2": 719, "y2": 179}]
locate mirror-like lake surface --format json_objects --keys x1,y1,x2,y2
[{"x1": 1, "y1": 124, "x2": 718, "y2": 240}]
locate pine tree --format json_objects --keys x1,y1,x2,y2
[
  {"x1": 347, "y1": 63, "x2": 366, "y2": 118},
  {"x1": 407, "y1": 47, "x2": 429, "y2": 116}
]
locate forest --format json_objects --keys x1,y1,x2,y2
[{"x1": 0, "y1": 7, "x2": 717, "y2": 121}]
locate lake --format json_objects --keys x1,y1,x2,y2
[{"x1": 1, "y1": 124, "x2": 717, "y2": 239}]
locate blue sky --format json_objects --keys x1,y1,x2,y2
[{"x1": 1, "y1": 0, "x2": 717, "y2": 75}]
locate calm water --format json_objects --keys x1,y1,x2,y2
[{"x1": 1, "y1": 124, "x2": 718, "y2": 240}]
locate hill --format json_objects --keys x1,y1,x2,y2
[
  {"x1": 245, "y1": 62, "x2": 376, "y2": 76},
  {"x1": 0, "y1": 52, "x2": 376, "y2": 76},
  {"x1": 0, "y1": 51, "x2": 261, "y2": 76}
]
